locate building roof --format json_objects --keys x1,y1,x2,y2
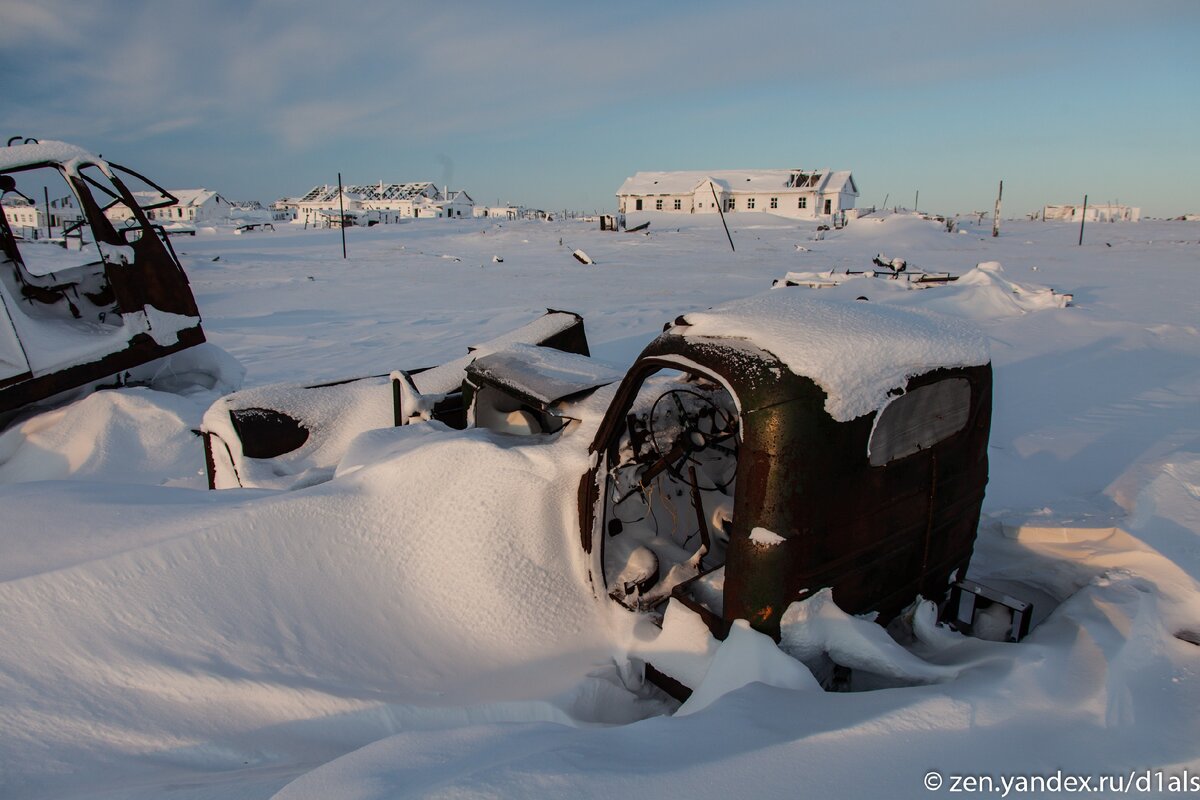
[
  {"x1": 296, "y1": 182, "x2": 439, "y2": 203},
  {"x1": 131, "y1": 189, "x2": 225, "y2": 207},
  {"x1": 617, "y1": 169, "x2": 856, "y2": 197}
]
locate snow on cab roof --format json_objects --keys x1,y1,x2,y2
[
  {"x1": 616, "y1": 169, "x2": 856, "y2": 197},
  {"x1": 674, "y1": 292, "x2": 989, "y2": 422},
  {"x1": 0, "y1": 140, "x2": 98, "y2": 172}
]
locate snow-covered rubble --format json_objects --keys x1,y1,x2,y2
[{"x1": 0, "y1": 214, "x2": 1197, "y2": 799}]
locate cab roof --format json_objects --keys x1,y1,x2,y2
[{"x1": 670, "y1": 291, "x2": 990, "y2": 421}]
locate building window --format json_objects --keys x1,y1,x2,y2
[
  {"x1": 798, "y1": 197, "x2": 807, "y2": 209},
  {"x1": 770, "y1": 197, "x2": 778, "y2": 209},
  {"x1": 656, "y1": 199, "x2": 663, "y2": 210},
  {"x1": 636, "y1": 198, "x2": 643, "y2": 211},
  {"x1": 674, "y1": 199, "x2": 681, "y2": 210},
  {"x1": 727, "y1": 198, "x2": 735, "y2": 211},
  {"x1": 747, "y1": 197, "x2": 756, "y2": 209}
]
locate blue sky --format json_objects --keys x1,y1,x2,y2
[{"x1": 2, "y1": 0, "x2": 1196, "y2": 216}]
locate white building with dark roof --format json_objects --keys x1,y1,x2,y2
[{"x1": 616, "y1": 169, "x2": 857, "y2": 219}]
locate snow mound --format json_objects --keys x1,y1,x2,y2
[
  {"x1": 0, "y1": 419, "x2": 610, "y2": 798},
  {"x1": 628, "y1": 599, "x2": 721, "y2": 689},
  {"x1": 677, "y1": 619, "x2": 820, "y2": 716},
  {"x1": 780, "y1": 588, "x2": 959, "y2": 683},
  {"x1": 950, "y1": 261, "x2": 1073, "y2": 315},
  {"x1": 146, "y1": 342, "x2": 246, "y2": 397},
  {"x1": 0, "y1": 388, "x2": 208, "y2": 486}
]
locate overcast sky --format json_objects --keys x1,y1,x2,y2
[{"x1": 2, "y1": 0, "x2": 1196, "y2": 216}]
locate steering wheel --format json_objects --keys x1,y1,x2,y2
[{"x1": 646, "y1": 388, "x2": 737, "y2": 492}]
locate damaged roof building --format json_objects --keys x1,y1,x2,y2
[
  {"x1": 617, "y1": 169, "x2": 857, "y2": 219},
  {"x1": 278, "y1": 182, "x2": 475, "y2": 225}
]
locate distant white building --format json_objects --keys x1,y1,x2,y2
[
  {"x1": 1043, "y1": 203, "x2": 1139, "y2": 223},
  {"x1": 430, "y1": 190, "x2": 474, "y2": 219},
  {"x1": 616, "y1": 169, "x2": 857, "y2": 219},
  {"x1": 283, "y1": 182, "x2": 475, "y2": 226},
  {"x1": 2, "y1": 194, "x2": 86, "y2": 234},
  {"x1": 0, "y1": 198, "x2": 42, "y2": 232},
  {"x1": 474, "y1": 205, "x2": 520, "y2": 220},
  {"x1": 104, "y1": 188, "x2": 233, "y2": 227}
]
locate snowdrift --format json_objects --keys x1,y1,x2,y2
[{"x1": 1, "y1": 217, "x2": 1198, "y2": 799}]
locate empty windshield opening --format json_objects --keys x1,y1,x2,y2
[{"x1": 602, "y1": 367, "x2": 739, "y2": 614}]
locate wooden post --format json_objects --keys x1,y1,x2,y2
[
  {"x1": 711, "y1": 183, "x2": 735, "y2": 253},
  {"x1": 337, "y1": 172, "x2": 347, "y2": 259},
  {"x1": 43, "y1": 186, "x2": 51, "y2": 239},
  {"x1": 992, "y1": 180, "x2": 1003, "y2": 238},
  {"x1": 1078, "y1": 194, "x2": 1088, "y2": 246}
]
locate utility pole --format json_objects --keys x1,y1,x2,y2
[
  {"x1": 992, "y1": 180, "x2": 1003, "y2": 238},
  {"x1": 914, "y1": 190, "x2": 919, "y2": 213},
  {"x1": 43, "y1": 186, "x2": 51, "y2": 239},
  {"x1": 337, "y1": 172, "x2": 347, "y2": 259},
  {"x1": 1078, "y1": 194, "x2": 1088, "y2": 246},
  {"x1": 710, "y1": 183, "x2": 735, "y2": 253}
]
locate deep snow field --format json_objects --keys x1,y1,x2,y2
[{"x1": 1, "y1": 212, "x2": 1198, "y2": 799}]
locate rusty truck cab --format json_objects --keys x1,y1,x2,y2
[{"x1": 579, "y1": 292, "x2": 992, "y2": 644}]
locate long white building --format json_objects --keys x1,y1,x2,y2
[
  {"x1": 1042, "y1": 203, "x2": 1139, "y2": 223},
  {"x1": 616, "y1": 168, "x2": 857, "y2": 219}
]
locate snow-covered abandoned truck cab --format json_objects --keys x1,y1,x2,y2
[
  {"x1": 202, "y1": 310, "x2": 593, "y2": 489},
  {"x1": 579, "y1": 292, "x2": 992, "y2": 651},
  {"x1": 0, "y1": 139, "x2": 204, "y2": 424}
]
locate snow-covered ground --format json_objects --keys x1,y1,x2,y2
[{"x1": 1, "y1": 213, "x2": 1197, "y2": 798}]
